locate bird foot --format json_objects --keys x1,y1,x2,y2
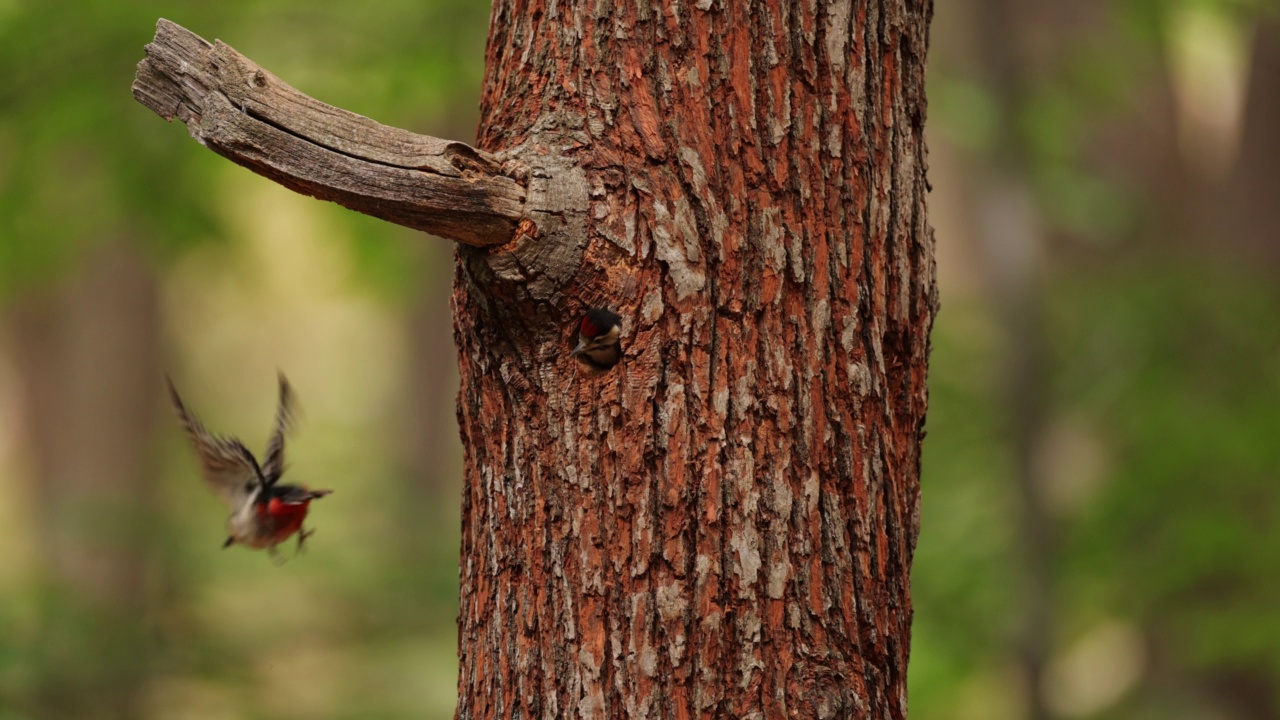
[{"x1": 296, "y1": 527, "x2": 315, "y2": 555}]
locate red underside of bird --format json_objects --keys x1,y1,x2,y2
[
  {"x1": 168, "y1": 373, "x2": 333, "y2": 558},
  {"x1": 257, "y1": 497, "x2": 313, "y2": 546}
]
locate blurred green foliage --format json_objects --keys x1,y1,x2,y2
[
  {"x1": 0, "y1": 1, "x2": 219, "y2": 293},
  {"x1": 1063, "y1": 263, "x2": 1280, "y2": 668},
  {"x1": 913, "y1": 0, "x2": 1280, "y2": 718},
  {"x1": 0, "y1": 2, "x2": 483, "y2": 718},
  {"x1": 0, "y1": 0, "x2": 487, "y2": 296},
  {"x1": 2, "y1": 0, "x2": 1279, "y2": 719}
]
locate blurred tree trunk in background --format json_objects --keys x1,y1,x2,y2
[
  {"x1": 971, "y1": 0, "x2": 1055, "y2": 717},
  {"x1": 451, "y1": 0, "x2": 936, "y2": 717},
  {"x1": 1148, "y1": 20, "x2": 1280, "y2": 720},
  {"x1": 933, "y1": 3, "x2": 1280, "y2": 717},
  {"x1": 8, "y1": 244, "x2": 162, "y2": 720},
  {"x1": 1222, "y1": 20, "x2": 1280, "y2": 267}
]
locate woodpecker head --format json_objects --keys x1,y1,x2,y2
[{"x1": 571, "y1": 307, "x2": 623, "y2": 372}]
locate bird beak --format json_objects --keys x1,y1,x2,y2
[{"x1": 570, "y1": 340, "x2": 587, "y2": 357}]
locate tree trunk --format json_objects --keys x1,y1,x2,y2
[{"x1": 453, "y1": 0, "x2": 936, "y2": 717}]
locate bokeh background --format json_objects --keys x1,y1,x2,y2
[{"x1": 0, "y1": 1, "x2": 1276, "y2": 719}]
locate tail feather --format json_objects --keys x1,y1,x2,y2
[{"x1": 271, "y1": 485, "x2": 333, "y2": 504}]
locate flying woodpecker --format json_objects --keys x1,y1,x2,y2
[
  {"x1": 571, "y1": 307, "x2": 623, "y2": 372},
  {"x1": 167, "y1": 373, "x2": 332, "y2": 561}
]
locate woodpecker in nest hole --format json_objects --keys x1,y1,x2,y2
[
  {"x1": 167, "y1": 373, "x2": 332, "y2": 562},
  {"x1": 571, "y1": 307, "x2": 623, "y2": 372}
]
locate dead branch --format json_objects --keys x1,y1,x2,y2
[{"x1": 132, "y1": 19, "x2": 525, "y2": 247}]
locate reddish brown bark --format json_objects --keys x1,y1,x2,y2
[{"x1": 453, "y1": 0, "x2": 936, "y2": 718}]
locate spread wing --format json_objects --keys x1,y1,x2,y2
[
  {"x1": 167, "y1": 377, "x2": 265, "y2": 509},
  {"x1": 260, "y1": 372, "x2": 296, "y2": 487}
]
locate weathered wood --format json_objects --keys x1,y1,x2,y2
[{"x1": 132, "y1": 19, "x2": 527, "y2": 246}]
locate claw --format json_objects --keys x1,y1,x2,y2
[
  {"x1": 296, "y1": 526, "x2": 315, "y2": 555},
  {"x1": 268, "y1": 545, "x2": 286, "y2": 566}
]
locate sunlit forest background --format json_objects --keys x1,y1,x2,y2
[{"x1": 1, "y1": 1, "x2": 1277, "y2": 718}]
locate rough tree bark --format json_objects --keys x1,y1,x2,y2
[
  {"x1": 452, "y1": 1, "x2": 935, "y2": 717},
  {"x1": 132, "y1": 0, "x2": 936, "y2": 715}
]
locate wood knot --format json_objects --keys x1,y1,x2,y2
[
  {"x1": 446, "y1": 143, "x2": 503, "y2": 175},
  {"x1": 511, "y1": 218, "x2": 539, "y2": 244},
  {"x1": 252, "y1": 69, "x2": 267, "y2": 88}
]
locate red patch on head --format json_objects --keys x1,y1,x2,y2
[{"x1": 580, "y1": 315, "x2": 600, "y2": 338}]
